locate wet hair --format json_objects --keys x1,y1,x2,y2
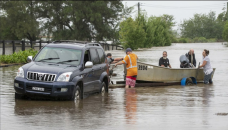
[
  {"x1": 106, "y1": 53, "x2": 112, "y2": 57},
  {"x1": 204, "y1": 49, "x2": 209, "y2": 56}
]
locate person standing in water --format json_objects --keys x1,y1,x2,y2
[{"x1": 199, "y1": 49, "x2": 213, "y2": 84}]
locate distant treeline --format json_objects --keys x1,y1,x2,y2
[
  {"x1": 0, "y1": 1, "x2": 228, "y2": 50},
  {"x1": 119, "y1": 11, "x2": 228, "y2": 49}
]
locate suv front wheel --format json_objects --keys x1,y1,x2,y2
[
  {"x1": 71, "y1": 85, "x2": 81, "y2": 100},
  {"x1": 100, "y1": 81, "x2": 108, "y2": 94}
]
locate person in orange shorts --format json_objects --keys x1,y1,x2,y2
[{"x1": 115, "y1": 48, "x2": 138, "y2": 88}]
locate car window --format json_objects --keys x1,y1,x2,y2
[
  {"x1": 97, "y1": 49, "x2": 105, "y2": 63},
  {"x1": 84, "y1": 50, "x2": 91, "y2": 65},
  {"x1": 90, "y1": 48, "x2": 99, "y2": 65},
  {"x1": 34, "y1": 47, "x2": 82, "y2": 66}
]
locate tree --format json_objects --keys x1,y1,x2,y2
[
  {"x1": 180, "y1": 11, "x2": 224, "y2": 40},
  {"x1": 119, "y1": 13, "x2": 174, "y2": 49},
  {"x1": 222, "y1": 22, "x2": 228, "y2": 42},
  {"x1": 0, "y1": 1, "x2": 124, "y2": 41},
  {"x1": 0, "y1": 1, "x2": 41, "y2": 41},
  {"x1": 38, "y1": 1, "x2": 123, "y2": 41},
  {"x1": 119, "y1": 17, "x2": 146, "y2": 50}
]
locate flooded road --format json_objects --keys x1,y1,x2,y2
[{"x1": 1, "y1": 43, "x2": 228, "y2": 130}]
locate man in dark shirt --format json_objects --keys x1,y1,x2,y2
[
  {"x1": 106, "y1": 53, "x2": 123, "y2": 77},
  {"x1": 159, "y1": 51, "x2": 172, "y2": 68},
  {"x1": 185, "y1": 49, "x2": 196, "y2": 67},
  {"x1": 106, "y1": 53, "x2": 123, "y2": 65}
]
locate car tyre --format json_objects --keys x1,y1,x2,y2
[
  {"x1": 71, "y1": 85, "x2": 81, "y2": 101},
  {"x1": 100, "y1": 81, "x2": 108, "y2": 94}
]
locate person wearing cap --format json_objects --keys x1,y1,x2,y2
[
  {"x1": 115, "y1": 48, "x2": 138, "y2": 88},
  {"x1": 159, "y1": 51, "x2": 172, "y2": 68},
  {"x1": 185, "y1": 49, "x2": 196, "y2": 67}
]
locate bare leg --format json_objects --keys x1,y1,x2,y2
[{"x1": 125, "y1": 85, "x2": 129, "y2": 88}]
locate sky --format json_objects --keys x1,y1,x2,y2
[{"x1": 123, "y1": 1, "x2": 227, "y2": 30}]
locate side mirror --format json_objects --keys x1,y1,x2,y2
[
  {"x1": 27, "y1": 56, "x2": 33, "y2": 63},
  {"x1": 85, "y1": 61, "x2": 93, "y2": 68}
]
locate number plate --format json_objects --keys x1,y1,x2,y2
[{"x1": 32, "y1": 87, "x2": 44, "y2": 91}]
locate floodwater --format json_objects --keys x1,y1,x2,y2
[{"x1": 1, "y1": 43, "x2": 228, "y2": 130}]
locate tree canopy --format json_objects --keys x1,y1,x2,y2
[
  {"x1": 222, "y1": 22, "x2": 228, "y2": 42},
  {"x1": 0, "y1": 1, "x2": 124, "y2": 41},
  {"x1": 119, "y1": 13, "x2": 175, "y2": 49},
  {"x1": 180, "y1": 11, "x2": 225, "y2": 40}
]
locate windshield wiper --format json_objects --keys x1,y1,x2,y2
[
  {"x1": 57, "y1": 60, "x2": 78, "y2": 64},
  {"x1": 37, "y1": 58, "x2": 59, "y2": 62}
]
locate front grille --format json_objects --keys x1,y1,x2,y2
[
  {"x1": 27, "y1": 72, "x2": 56, "y2": 82},
  {"x1": 26, "y1": 85, "x2": 52, "y2": 93}
]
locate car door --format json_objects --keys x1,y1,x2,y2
[
  {"x1": 96, "y1": 48, "x2": 106, "y2": 90},
  {"x1": 89, "y1": 48, "x2": 101, "y2": 91},
  {"x1": 82, "y1": 50, "x2": 95, "y2": 93}
]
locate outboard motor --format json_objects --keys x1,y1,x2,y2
[{"x1": 179, "y1": 55, "x2": 191, "y2": 68}]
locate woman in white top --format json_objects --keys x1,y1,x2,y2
[{"x1": 199, "y1": 49, "x2": 213, "y2": 84}]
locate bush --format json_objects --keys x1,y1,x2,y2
[
  {"x1": 207, "y1": 38, "x2": 217, "y2": 42},
  {"x1": 0, "y1": 49, "x2": 38, "y2": 64},
  {"x1": 178, "y1": 38, "x2": 188, "y2": 43}
]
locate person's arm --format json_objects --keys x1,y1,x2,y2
[
  {"x1": 193, "y1": 54, "x2": 196, "y2": 67},
  {"x1": 168, "y1": 59, "x2": 171, "y2": 68},
  {"x1": 115, "y1": 56, "x2": 127, "y2": 67},
  {"x1": 199, "y1": 60, "x2": 207, "y2": 68},
  {"x1": 114, "y1": 61, "x2": 124, "y2": 67},
  {"x1": 169, "y1": 64, "x2": 172, "y2": 68},
  {"x1": 159, "y1": 58, "x2": 163, "y2": 67},
  {"x1": 111, "y1": 60, "x2": 119, "y2": 64},
  {"x1": 114, "y1": 57, "x2": 123, "y2": 61}
]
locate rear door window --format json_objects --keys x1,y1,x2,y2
[
  {"x1": 90, "y1": 48, "x2": 99, "y2": 65},
  {"x1": 97, "y1": 49, "x2": 105, "y2": 63}
]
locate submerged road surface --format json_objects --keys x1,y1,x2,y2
[{"x1": 1, "y1": 43, "x2": 228, "y2": 130}]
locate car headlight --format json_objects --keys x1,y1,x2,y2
[
  {"x1": 16, "y1": 67, "x2": 24, "y2": 78},
  {"x1": 57, "y1": 72, "x2": 72, "y2": 82}
]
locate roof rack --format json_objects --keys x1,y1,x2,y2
[
  {"x1": 52, "y1": 40, "x2": 101, "y2": 47},
  {"x1": 52, "y1": 40, "x2": 87, "y2": 44}
]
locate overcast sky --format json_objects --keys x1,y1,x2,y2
[{"x1": 123, "y1": 1, "x2": 227, "y2": 30}]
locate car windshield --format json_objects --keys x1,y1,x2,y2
[{"x1": 34, "y1": 47, "x2": 82, "y2": 66}]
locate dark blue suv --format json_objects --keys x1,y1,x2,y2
[{"x1": 14, "y1": 41, "x2": 109, "y2": 100}]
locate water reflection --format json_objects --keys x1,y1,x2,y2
[
  {"x1": 14, "y1": 99, "x2": 82, "y2": 116},
  {"x1": 125, "y1": 88, "x2": 137, "y2": 124}
]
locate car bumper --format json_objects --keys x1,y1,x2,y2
[{"x1": 14, "y1": 77, "x2": 75, "y2": 99}]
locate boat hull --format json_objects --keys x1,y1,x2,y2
[{"x1": 124, "y1": 62, "x2": 215, "y2": 83}]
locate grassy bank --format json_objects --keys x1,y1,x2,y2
[{"x1": 0, "y1": 49, "x2": 38, "y2": 64}]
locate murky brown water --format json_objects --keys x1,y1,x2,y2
[{"x1": 1, "y1": 43, "x2": 228, "y2": 130}]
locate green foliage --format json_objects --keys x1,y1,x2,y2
[
  {"x1": 175, "y1": 37, "x2": 217, "y2": 43},
  {"x1": 119, "y1": 14, "x2": 174, "y2": 49},
  {"x1": 222, "y1": 22, "x2": 228, "y2": 42},
  {"x1": 0, "y1": 49, "x2": 38, "y2": 64},
  {"x1": 180, "y1": 11, "x2": 224, "y2": 40},
  {"x1": 0, "y1": 1, "x2": 125, "y2": 41},
  {"x1": 119, "y1": 17, "x2": 146, "y2": 50},
  {"x1": 0, "y1": 1, "x2": 41, "y2": 41},
  {"x1": 178, "y1": 38, "x2": 188, "y2": 43}
]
